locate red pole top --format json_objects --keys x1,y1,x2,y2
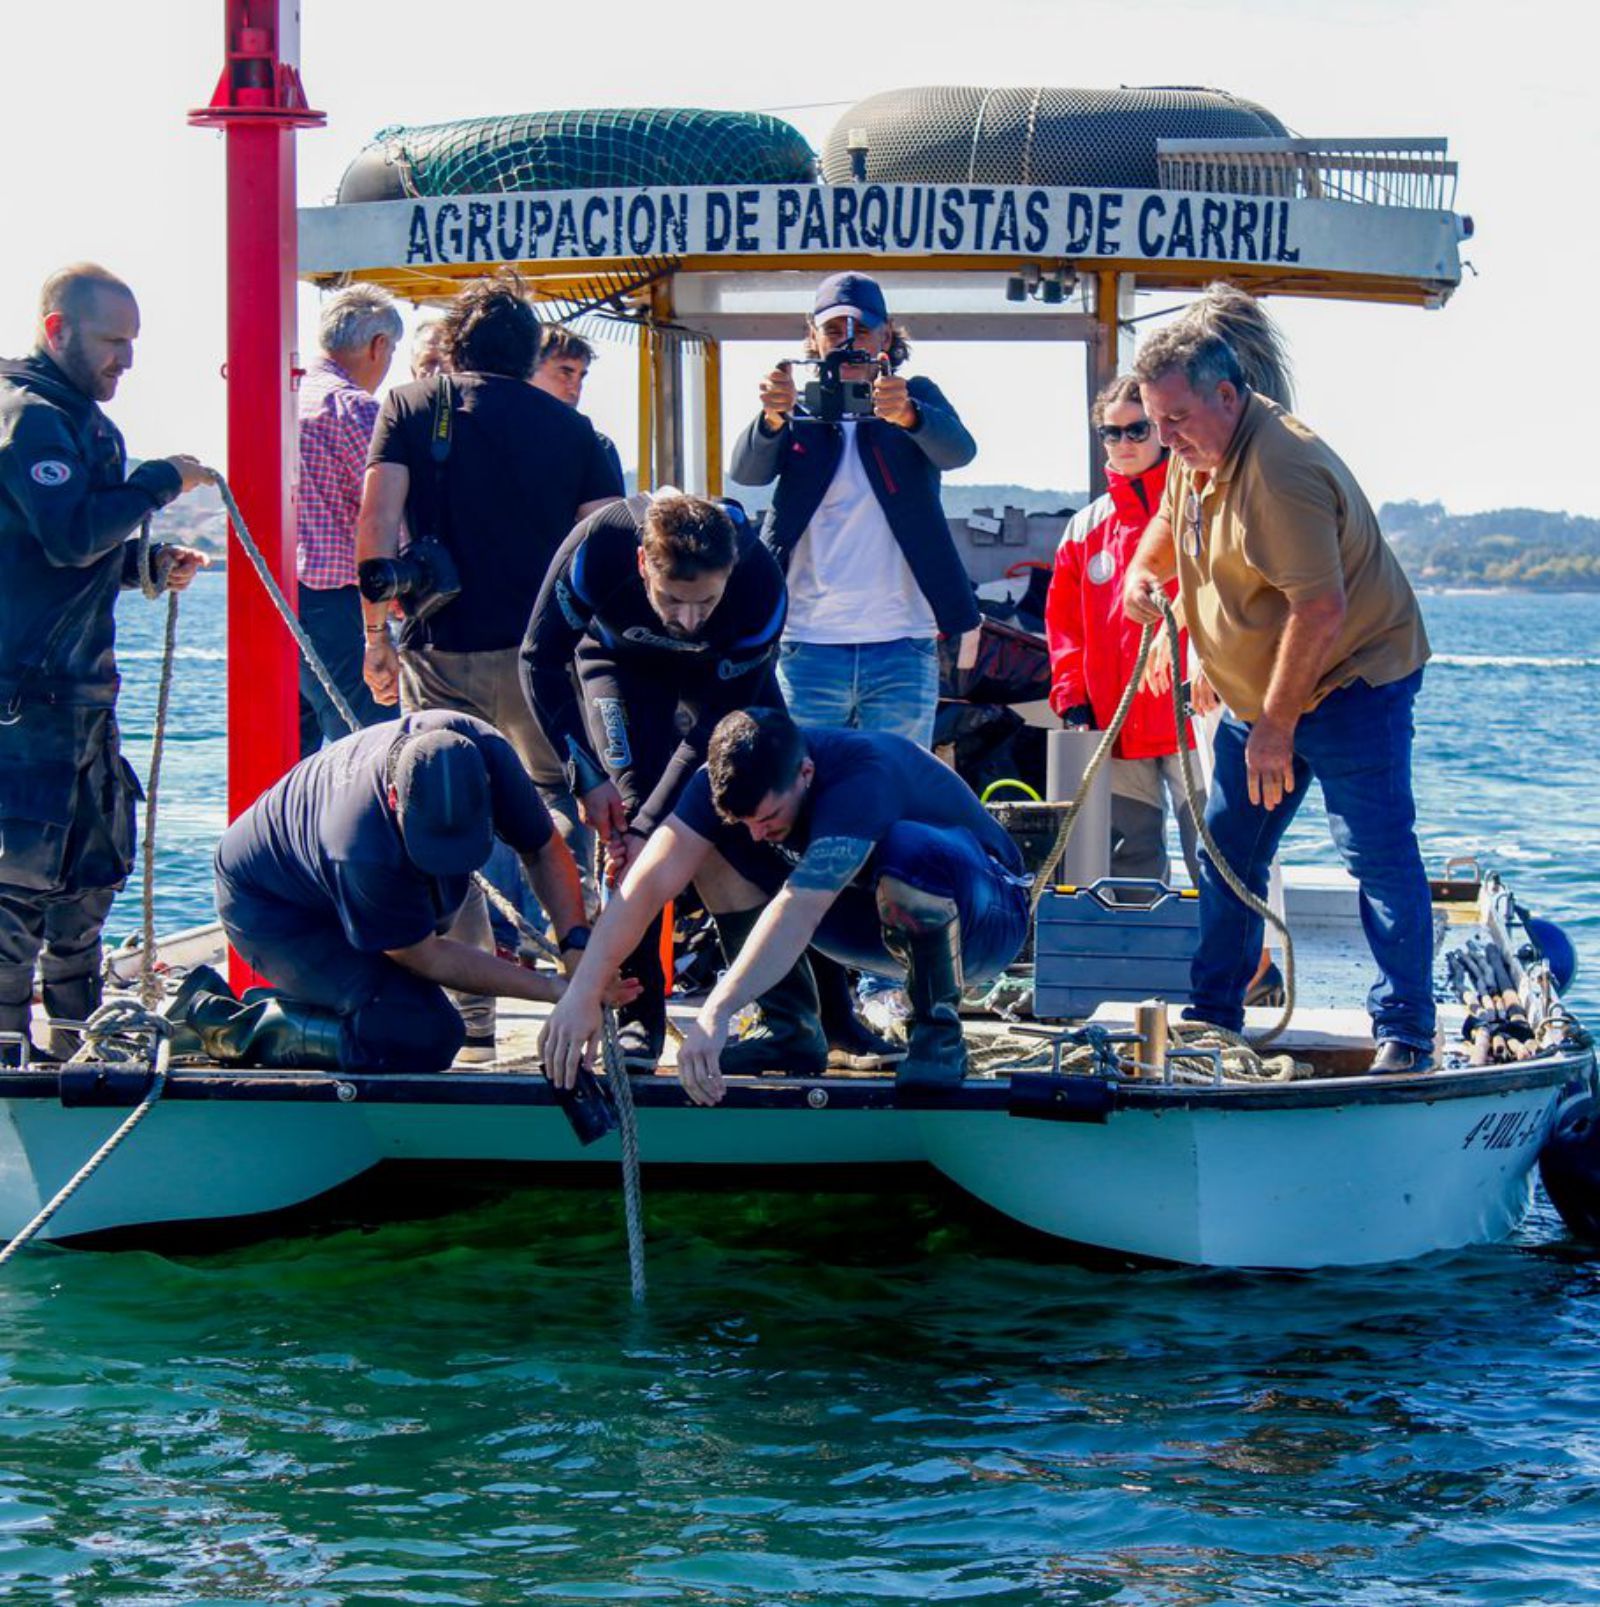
[{"x1": 189, "y1": 1, "x2": 325, "y2": 129}]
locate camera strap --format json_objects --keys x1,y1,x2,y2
[{"x1": 429, "y1": 377, "x2": 455, "y2": 551}]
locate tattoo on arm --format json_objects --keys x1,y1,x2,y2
[{"x1": 789, "y1": 835, "x2": 873, "y2": 896}]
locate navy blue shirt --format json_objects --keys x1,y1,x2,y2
[
  {"x1": 673, "y1": 728, "x2": 1022, "y2": 888},
  {"x1": 216, "y1": 711, "x2": 552, "y2": 952}
]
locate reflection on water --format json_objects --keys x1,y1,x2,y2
[{"x1": 4, "y1": 581, "x2": 1594, "y2": 1603}]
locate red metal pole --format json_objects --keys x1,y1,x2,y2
[{"x1": 191, "y1": 3, "x2": 324, "y2": 987}]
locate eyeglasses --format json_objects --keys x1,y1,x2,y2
[
  {"x1": 1096, "y1": 420, "x2": 1153, "y2": 444},
  {"x1": 1184, "y1": 491, "x2": 1204, "y2": 558}
]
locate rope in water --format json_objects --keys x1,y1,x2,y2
[
  {"x1": 1025, "y1": 592, "x2": 1295, "y2": 1051},
  {"x1": 601, "y1": 1010, "x2": 647, "y2": 1302},
  {"x1": 212, "y1": 474, "x2": 646, "y2": 1290},
  {"x1": 0, "y1": 1007, "x2": 173, "y2": 1266}
]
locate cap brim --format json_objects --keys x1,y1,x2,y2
[{"x1": 812, "y1": 303, "x2": 883, "y2": 329}]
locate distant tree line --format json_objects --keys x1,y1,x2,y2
[{"x1": 1380, "y1": 501, "x2": 1600, "y2": 591}]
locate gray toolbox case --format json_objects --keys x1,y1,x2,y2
[{"x1": 1033, "y1": 879, "x2": 1199, "y2": 1020}]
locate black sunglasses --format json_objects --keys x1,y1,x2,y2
[{"x1": 1097, "y1": 420, "x2": 1154, "y2": 444}]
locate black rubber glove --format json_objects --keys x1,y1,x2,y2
[{"x1": 1060, "y1": 703, "x2": 1096, "y2": 731}]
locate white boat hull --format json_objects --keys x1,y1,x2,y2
[{"x1": 0, "y1": 1057, "x2": 1585, "y2": 1267}]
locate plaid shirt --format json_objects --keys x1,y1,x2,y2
[{"x1": 296, "y1": 356, "x2": 379, "y2": 589}]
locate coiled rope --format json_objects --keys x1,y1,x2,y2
[
  {"x1": 212, "y1": 474, "x2": 646, "y2": 1290},
  {"x1": 1028, "y1": 592, "x2": 1295, "y2": 1051},
  {"x1": 0, "y1": 1006, "x2": 173, "y2": 1265}
]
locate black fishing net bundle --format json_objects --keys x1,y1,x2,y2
[{"x1": 819, "y1": 86, "x2": 1288, "y2": 188}]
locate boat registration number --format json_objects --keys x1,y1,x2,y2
[{"x1": 1460, "y1": 1106, "x2": 1547, "y2": 1152}]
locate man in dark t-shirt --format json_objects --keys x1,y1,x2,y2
[
  {"x1": 521, "y1": 492, "x2": 786, "y2": 1066},
  {"x1": 542, "y1": 709, "x2": 1031, "y2": 1100},
  {"x1": 204, "y1": 712, "x2": 594, "y2": 1074},
  {"x1": 356, "y1": 274, "x2": 622, "y2": 1057}
]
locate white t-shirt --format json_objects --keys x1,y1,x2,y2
[{"x1": 783, "y1": 423, "x2": 938, "y2": 645}]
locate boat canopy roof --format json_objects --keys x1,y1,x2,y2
[{"x1": 300, "y1": 111, "x2": 1469, "y2": 326}]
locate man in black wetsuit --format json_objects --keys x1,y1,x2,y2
[
  {"x1": 521, "y1": 492, "x2": 787, "y2": 1065},
  {"x1": 0, "y1": 263, "x2": 211, "y2": 1063},
  {"x1": 541, "y1": 708, "x2": 1032, "y2": 1098},
  {"x1": 200, "y1": 712, "x2": 604, "y2": 1073}
]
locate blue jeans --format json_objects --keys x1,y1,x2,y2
[
  {"x1": 777, "y1": 638, "x2": 940, "y2": 748},
  {"x1": 714, "y1": 819, "x2": 1030, "y2": 988},
  {"x1": 298, "y1": 584, "x2": 395, "y2": 755},
  {"x1": 1189, "y1": 670, "x2": 1435, "y2": 1047}
]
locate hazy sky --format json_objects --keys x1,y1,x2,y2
[{"x1": 3, "y1": 0, "x2": 1591, "y2": 514}]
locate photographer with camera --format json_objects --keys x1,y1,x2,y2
[
  {"x1": 729, "y1": 271, "x2": 978, "y2": 749},
  {"x1": 356, "y1": 270, "x2": 622, "y2": 1060}
]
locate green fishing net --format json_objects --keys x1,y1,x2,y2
[{"x1": 340, "y1": 108, "x2": 817, "y2": 200}]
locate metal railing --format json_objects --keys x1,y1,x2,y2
[{"x1": 1157, "y1": 137, "x2": 1458, "y2": 212}]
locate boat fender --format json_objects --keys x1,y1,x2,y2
[
  {"x1": 1520, "y1": 914, "x2": 1578, "y2": 996},
  {"x1": 1008, "y1": 1071, "x2": 1115, "y2": 1124},
  {"x1": 58, "y1": 1063, "x2": 158, "y2": 1109},
  {"x1": 1538, "y1": 1094, "x2": 1600, "y2": 1242}
]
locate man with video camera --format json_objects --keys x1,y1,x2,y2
[
  {"x1": 355, "y1": 271, "x2": 622, "y2": 1059},
  {"x1": 728, "y1": 271, "x2": 979, "y2": 749}
]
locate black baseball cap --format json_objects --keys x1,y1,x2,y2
[
  {"x1": 812, "y1": 271, "x2": 887, "y2": 329},
  {"x1": 391, "y1": 730, "x2": 493, "y2": 876}
]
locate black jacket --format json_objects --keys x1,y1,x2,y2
[
  {"x1": 521, "y1": 497, "x2": 787, "y2": 833},
  {"x1": 728, "y1": 375, "x2": 980, "y2": 639},
  {"x1": 0, "y1": 354, "x2": 181, "y2": 707}
]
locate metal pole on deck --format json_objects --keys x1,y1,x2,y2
[{"x1": 190, "y1": 2, "x2": 324, "y2": 988}]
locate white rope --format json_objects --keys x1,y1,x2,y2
[
  {"x1": 1026, "y1": 594, "x2": 1297, "y2": 1051},
  {"x1": 0, "y1": 1011, "x2": 172, "y2": 1265},
  {"x1": 600, "y1": 1007, "x2": 647, "y2": 1303}
]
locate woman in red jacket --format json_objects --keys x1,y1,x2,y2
[{"x1": 1045, "y1": 375, "x2": 1198, "y2": 884}]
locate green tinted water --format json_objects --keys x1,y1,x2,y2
[{"x1": 5, "y1": 1186, "x2": 1600, "y2": 1604}]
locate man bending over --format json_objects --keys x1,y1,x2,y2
[{"x1": 541, "y1": 708, "x2": 1031, "y2": 1103}]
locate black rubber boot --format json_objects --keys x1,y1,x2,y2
[
  {"x1": 812, "y1": 950, "x2": 905, "y2": 1069},
  {"x1": 877, "y1": 876, "x2": 968, "y2": 1091},
  {"x1": 712, "y1": 907, "x2": 828, "y2": 1076},
  {"x1": 42, "y1": 972, "x2": 102, "y2": 1062},
  {"x1": 167, "y1": 968, "x2": 343, "y2": 1070},
  {"x1": 0, "y1": 997, "x2": 34, "y2": 1068},
  {"x1": 616, "y1": 911, "x2": 667, "y2": 1069},
  {"x1": 192, "y1": 994, "x2": 345, "y2": 1070}
]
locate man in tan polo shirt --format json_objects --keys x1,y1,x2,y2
[{"x1": 1122, "y1": 323, "x2": 1435, "y2": 1074}]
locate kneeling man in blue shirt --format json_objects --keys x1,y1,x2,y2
[{"x1": 201, "y1": 712, "x2": 603, "y2": 1073}]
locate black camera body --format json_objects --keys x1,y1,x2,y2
[
  {"x1": 801, "y1": 345, "x2": 878, "y2": 422},
  {"x1": 358, "y1": 537, "x2": 462, "y2": 623}
]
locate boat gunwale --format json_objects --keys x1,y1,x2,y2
[{"x1": 0, "y1": 1050, "x2": 1587, "y2": 1115}]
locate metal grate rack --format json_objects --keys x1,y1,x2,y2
[{"x1": 1157, "y1": 137, "x2": 1458, "y2": 212}]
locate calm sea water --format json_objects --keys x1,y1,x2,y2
[{"x1": 4, "y1": 578, "x2": 1599, "y2": 1605}]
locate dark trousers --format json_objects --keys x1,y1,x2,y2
[
  {"x1": 1189, "y1": 671, "x2": 1435, "y2": 1046},
  {"x1": 0, "y1": 707, "x2": 137, "y2": 1023},
  {"x1": 217, "y1": 874, "x2": 465, "y2": 1074},
  {"x1": 297, "y1": 584, "x2": 394, "y2": 756}
]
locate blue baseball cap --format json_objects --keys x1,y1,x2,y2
[
  {"x1": 812, "y1": 271, "x2": 888, "y2": 329},
  {"x1": 392, "y1": 729, "x2": 494, "y2": 876}
]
